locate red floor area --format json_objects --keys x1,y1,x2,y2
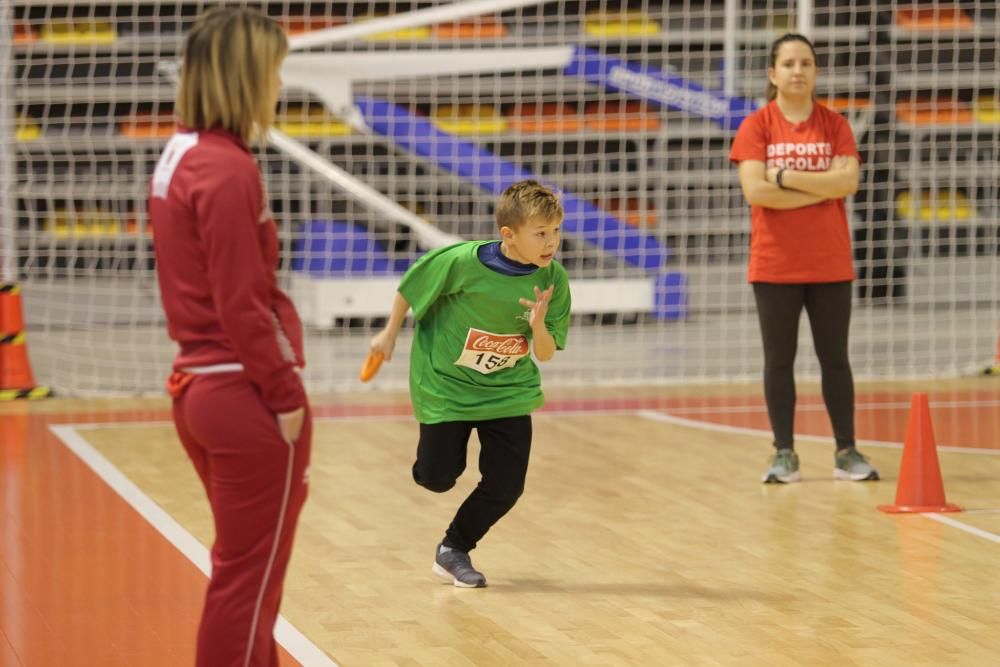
[
  {"x1": 656, "y1": 389, "x2": 1000, "y2": 450},
  {"x1": 1, "y1": 388, "x2": 996, "y2": 664},
  {"x1": 0, "y1": 412, "x2": 299, "y2": 667}
]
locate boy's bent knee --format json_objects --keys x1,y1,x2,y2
[
  {"x1": 412, "y1": 463, "x2": 457, "y2": 493},
  {"x1": 416, "y1": 477, "x2": 457, "y2": 493}
]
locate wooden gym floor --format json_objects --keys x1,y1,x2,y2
[{"x1": 1, "y1": 379, "x2": 998, "y2": 666}]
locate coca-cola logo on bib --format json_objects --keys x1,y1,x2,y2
[
  {"x1": 470, "y1": 333, "x2": 529, "y2": 356},
  {"x1": 455, "y1": 328, "x2": 530, "y2": 375}
]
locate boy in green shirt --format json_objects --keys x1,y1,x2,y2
[{"x1": 369, "y1": 180, "x2": 571, "y2": 587}]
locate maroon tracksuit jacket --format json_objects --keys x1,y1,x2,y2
[{"x1": 150, "y1": 127, "x2": 311, "y2": 667}]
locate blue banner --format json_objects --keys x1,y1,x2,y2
[
  {"x1": 354, "y1": 97, "x2": 669, "y2": 271},
  {"x1": 564, "y1": 46, "x2": 757, "y2": 131}
]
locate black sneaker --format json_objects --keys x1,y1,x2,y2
[{"x1": 432, "y1": 543, "x2": 487, "y2": 588}]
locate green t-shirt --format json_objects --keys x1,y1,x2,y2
[{"x1": 398, "y1": 240, "x2": 571, "y2": 424}]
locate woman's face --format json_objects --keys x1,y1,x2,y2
[{"x1": 768, "y1": 40, "x2": 818, "y2": 101}]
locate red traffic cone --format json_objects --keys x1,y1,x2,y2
[
  {"x1": 878, "y1": 393, "x2": 962, "y2": 513},
  {"x1": 0, "y1": 284, "x2": 51, "y2": 401}
]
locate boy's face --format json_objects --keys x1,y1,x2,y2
[{"x1": 502, "y1": 216, "x2": 562, "y2": 267}]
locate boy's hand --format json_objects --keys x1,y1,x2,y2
[
  {"x1": 519, "y1": 285, "x2": 554, "y2": 329},
  {"x1": 369, "y1": 328, "x2": 398, "y2": 362}
]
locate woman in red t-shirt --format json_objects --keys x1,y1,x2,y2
[{"x1": 729, "y1": 33, "x2": 879, "y2": 484}]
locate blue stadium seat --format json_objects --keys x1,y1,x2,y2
[{"x1": 290, "y1": 220, "x2": 408, "y2": 276}]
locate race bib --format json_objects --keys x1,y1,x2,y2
[{"x1": 454, "y1": 328, "x2": 530, "y2": 375}]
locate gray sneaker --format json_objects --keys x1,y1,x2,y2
[
  {"x1": 834, "y1": 447, "x2": 880, "y2": 481},
  {"x1": 432, "y1": 544, "x2": 487, "y2": 588},
  {"x1": 762, "y1": 449, "x2": 801, "y2": 483}
]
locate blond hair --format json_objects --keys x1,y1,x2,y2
[
  {"x1": 176, "y1": 7, "x2": 288, "y2": 143},
  {"x1": 495, "y1": 180, "x2": 563, "y2": 231}
]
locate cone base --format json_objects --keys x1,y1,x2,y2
[
  {"x1": 877, "y1": 503, "x2": 963, "y2": 514},
  {"x1": 0, "y1": 386, "x2": 52, "y2": 401}
]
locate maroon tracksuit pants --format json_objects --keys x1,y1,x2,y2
[{"x1": 170, "y1": 371, "x2": 311, "y2": 667}]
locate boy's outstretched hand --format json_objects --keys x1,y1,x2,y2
[
  {"x1": 369, "y1": 328, "x2": 398, "y2": 362},
  {"x1": 519, "y1": 285, "x2": 554, "y2": 329}
]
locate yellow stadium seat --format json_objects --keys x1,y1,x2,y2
[
  {"x1": 432, "y1": 105, "x2": 507, "y2": 135},
  {"x1": 47, "y1": 209, "x2": 122, "y2": 238},
  {"x1": 584, "y1": 11, "x2": 661, "y2": 37},
  {"x1": 359, "y1": 16, "x2": 430, "y2": 41},
  {"x1": 275, "y1": 105, "x2": 353, "y2": 138},
  {"x1": 39, "y1": 21, "x2": 116, "y2": 45},
  {"x1": 16, "y1": 115, "x2": 40, "y2": 141},
  {"x1": 974, "y1": 96, "x2": 1000, "y2": 124},
  {"x1": 896, "y1": 190, "x2": 974, "y2": 223}
]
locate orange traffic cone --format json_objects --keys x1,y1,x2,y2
[
  {"x1": 878, "y1": 393, "x2": 961, "y2": 513},
  {"x1": 0, "y1": 283, "x2": 51, "y2": 400}
]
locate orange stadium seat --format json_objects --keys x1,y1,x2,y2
[
  {"x1": 279, "y1": 17, "x2": 345, "y2": 36},
  {"x1": 433, "y1": 17, "x2": 508, "y2": 39},
  {"x1": 818, "y1": 96, "x2": 871, "y2": 112},
  {"x1": 895, "y1": 97, "x2": 973, "y2": 125},
  {"x1": 14, "y1": 23, "x2": 38, "y2": 44},
  {"x1": 895, "y1": 5, "x2": 973, "y2": 30},
  {"x1": 583, "y1": 100, "x2": 661, "y2": 132},
  {"x1": 600, "y1": 196, "x2": 659, "y2": 228},
  {"x1": 119, "y1": 113, "x2": 177, "y2": 139},
  {"x1": 504, "y1": 103, "x2": 582, "y2": 133}
]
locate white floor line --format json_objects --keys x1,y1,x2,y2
[
  {"x1": 49, "y1": 424, "x2": 339, "y2": 667},
  {"x1": 924, "y1": 513, "x2": 1000, "y2": 544},
  {"x1": 637, "y1": 409, "x2": 1000, "y2": 455}
]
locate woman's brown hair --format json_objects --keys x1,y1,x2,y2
[{"x1": 176, "y1": 7, "x2": 288, "y2": 143}]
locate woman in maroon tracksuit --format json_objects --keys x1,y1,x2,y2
[{"x1": 148, "y1": 8, "x2": 309, "y2": 666}]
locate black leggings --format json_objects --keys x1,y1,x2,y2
[
  {"x1": 412, "y1": 415, "x2": 532, "y2": 553},
  {"x1": 752, "y1": 281, "x2": 855, "y2": 451}
]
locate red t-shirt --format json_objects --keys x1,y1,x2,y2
[
  {"x1": 729, "y1": 101, "x2": 860, "y2": 283},
  {"x1": 149, "y1": 128, "x2": 306, "y2": 413}
]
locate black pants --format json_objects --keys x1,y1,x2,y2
[
  {"x1": 752, "y1": 281, "x2": 856, "y2": 451},
  {"x1": 412, "y1": 415, "x2": 532, "y2": 553}
]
